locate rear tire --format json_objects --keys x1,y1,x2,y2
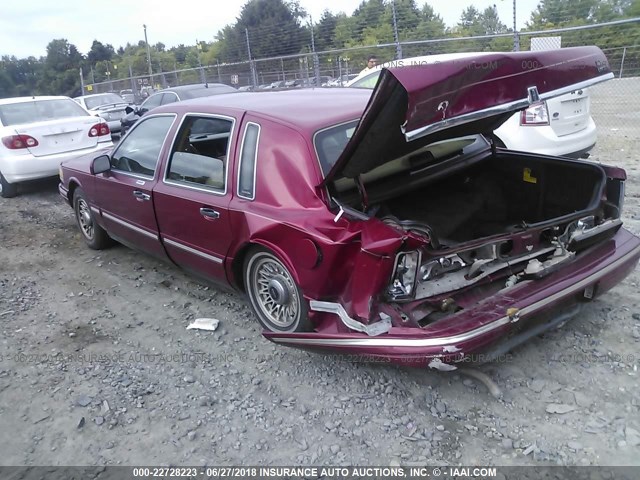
[
  {"x1": 73, "y1": 187, "x2": 113, "y2": 250},
  {"x1": 244, "y1": 247, "x2": 311, "y2": 333},
  {"x1": 0, "y1": 172, "x2": 18, "y2": 198}
]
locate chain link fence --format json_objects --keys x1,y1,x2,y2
[{"x1": 88, "y1": 19, "x2": 640, "y2": 135}]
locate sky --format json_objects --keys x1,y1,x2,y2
[{"x1": 0, "y1": 0, "x2": 541, "y2": 59}]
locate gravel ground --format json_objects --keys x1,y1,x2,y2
[{"x1": 0, "y1": 81, "x2": 639, "y2": 467}]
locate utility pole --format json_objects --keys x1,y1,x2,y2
[
  {"x1": 196, "y1": 40, "x2": 206, "y2": 83},
  {"x1": 391, "y1": 0, "x2": 403, "y2": 60},
  {"x1": 143, "y1": 24, "x2": 153, "y2": 79},
  {"x1": 310, "y1": 16, "x2": 321, "y2": 86},
  {"x1": 79, "y1": 68, "x2": 85, "y2": 95},
  {"x1": 513, "y1": 0, "x2": 520, "y2": 52},
  {"x1": 245, "y1": 28, "x2": 257, "y2": 87},
  {"x1": 128, "y1": 62, "x2": 136, "y2": 96}
]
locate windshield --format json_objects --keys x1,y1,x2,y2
[
  {"x1": 315, "y1": 118, "x2": 490, "y2": 182},
  {"x1": 349, "y1": 71, "x2": 381, "y2": 89},
  {"x1": 84, "y1": 93, "x2": 126, "y2": 109},
  {"x1": 181, "y1": 86, "x2": 237, "y2": 99},
  {"x1": 0, "y1": 99, "x2": 89, "y2": 126},
  {"x1": 314, "y1": 120, "x2": 359, "y2": 176}
]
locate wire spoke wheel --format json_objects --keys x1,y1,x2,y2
[
  {"x1": 245, "y1": 249, "x2": 309, "y2": 332},
  {"x1": 72, "y1": 187, "x2": 112, "y2": 250},
  {"x1": 76, "y1": 198, "x2": 94, "y2": 240}
]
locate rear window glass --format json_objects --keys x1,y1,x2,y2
[
  {"x1": 0, "y1": 99, "x2": 89, "y2": 126},
  {"x1": 349, "y1": 71, "x2": 381, "y2": 89},
  {"x1": 314, "y1": 120, "x2": 358, "y2": 176},
  {"x1": 83, "y1": 94, "x2": 126, "y2": 110},
  {"x1": 180, "y1": 86, "x2": 236, "y2": 99}
]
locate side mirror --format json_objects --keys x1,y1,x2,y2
[
  {"x1": 137, "y1": 108, "x2": 147, "y2": 116},
  {"x1": 91, "y1": 155, "x2": 111, "y2": 175}
]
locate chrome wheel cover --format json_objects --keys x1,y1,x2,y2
[
  {"x1": 250, "y1": 254, "x2": 300, "y2": 329},
  {"x1": 77, "y1": 198, "x2": 94, "y2": 240}
]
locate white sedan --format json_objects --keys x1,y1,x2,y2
[
  {"x1": 347, "y1": 53, "x2": 597, "y2": 158},
  {"x1": 73, "y1": 92, "x2": 130, "y2": 136},
  {"x1": 0, "y1": 96, "x2": 113, "y2": 198}
]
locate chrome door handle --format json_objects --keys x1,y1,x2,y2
[
  {"x1": 133, "y1": 190, "x2": 150, "y2": 201},
  {"x1": 199, "y1": 207, "x2": 220, "y2": 220}
]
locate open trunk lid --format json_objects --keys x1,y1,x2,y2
[{"x1": 321, "y1": 46, "x2": 612, "y2": 185}]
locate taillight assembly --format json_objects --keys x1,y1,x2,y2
[
  {"x1": 89, "y1": 122, "x2": 110, "y2": 137},
  {"x1": 520, "y1": 102, "x2": 550, "y2": 126},
  {"x1": 2, "y1": 134, "x2": 39, "y2": 149}
]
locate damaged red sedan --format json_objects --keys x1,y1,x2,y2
[{"x1": 59, "y1": 46, "x2": 640, "y2": 369}]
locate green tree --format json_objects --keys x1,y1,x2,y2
[
  {"x1": 352, "y1": 0, "x2": 386, "y2": 41},
  {"x1": 403, "y1": 4, "x2": 446, "y2": 56},
  {"x1": 457, "y1": 5, "x2": 483, "y2": 35},
  {"x1": 316, "y1": 10, "x2": 339, "y2": 51},
  {"x1": 87, "y1": 40, "x2": 115, "y2": 65},
  {"x1": 39, "y1": 39, "x2": 83, "y2": 96},
  {"x1": 528, "y1": 0, "x2": 598, "y2": 27},
  {"x1": 480, "y1": 5, "x2": 508, "y2": 34},
  {"x1": 385, "y1": 0, "x2": 421, "y2": 38},
  {"x1": 45, "y1": 39, "x2": 82, "y2": 73},
  {"x1": 217, "y1": 0, "x2": 307, "y2": 62},
  {"x1": 332, "y1": 14, "x2": 357, "y2": 48},
  {"x1": 416, "y1": 3, "x2": 446, "y2": 38}
]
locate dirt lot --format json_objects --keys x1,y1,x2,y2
[{"x1": 1, "y1": 80, "x2": 639, "y2": 467}]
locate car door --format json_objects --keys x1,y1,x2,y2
[
  {"x1": 93, "y1": 114, "x2": 176, "y2": 260},
  {"x1": 138, "y1": 93, "x2": 163, "y2": 115},
  {"x1": 153, "y1": 114, "x2": 236, "y2": 282},
  {"x1": 160, "y1": 92, "x2": 179, "y2": 105}
]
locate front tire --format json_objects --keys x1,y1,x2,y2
[
  {"x1": 73, "y1": 187, "x2": 113, "y2": 250},
  {"x1": 244, "y1": 247, "x2": 311, "y2": 333},
  {"x1": 0, "y1": 172, "x2": 18, "y2": 198}
]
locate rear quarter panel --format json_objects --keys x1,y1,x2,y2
[{"x1": 226, "y1": 117, "x2": 366, "y2": 299}]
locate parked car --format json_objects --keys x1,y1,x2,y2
[
  {"x1": 327, "y1": 73, "x2": 359, "y2": 87},
  {"x1": 74, "y1": 93, "x2": 130, "y2": 137},
  {"x1": 59, "y1": 47, "x2": 640, "y2": 368},
  {"x1": 119, "y1": 89, "x2": 138, "y2": 104},
  {"x1": 0, "y1": 96, "x2": 111, "y2": 198},
  {"x1": 348, "y1": 53, "x2": 598, "y2": 158},
  {"x1": 120, "y1": 83, "x2": 237, "y2": 134}
]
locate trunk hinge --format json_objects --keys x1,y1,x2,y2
[
  {"x1": 489, "y1": 135, "x2": 497, "y2": 156},
  {"x1": 355, "y1": 174, "x2": 369, "y2": 212}
]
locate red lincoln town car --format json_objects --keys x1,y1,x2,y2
[{"x1": 60, "y1": 46, "x2": 640, "y2": 369}]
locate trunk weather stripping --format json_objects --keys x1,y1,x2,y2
[{"x1": 309, "y1": 301, "x2": 392, "y2": 336}]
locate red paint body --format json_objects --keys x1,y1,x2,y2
[{"x1": 59, "y1": 47, "x2": 640, "y2": 368}]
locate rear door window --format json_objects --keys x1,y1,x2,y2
[
  {"x1": 161, "y1": 92, "x2": 179, "y2": 105},
  {"x1": 141, "y1": 93, "x2": 163, "y2": 112}
]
